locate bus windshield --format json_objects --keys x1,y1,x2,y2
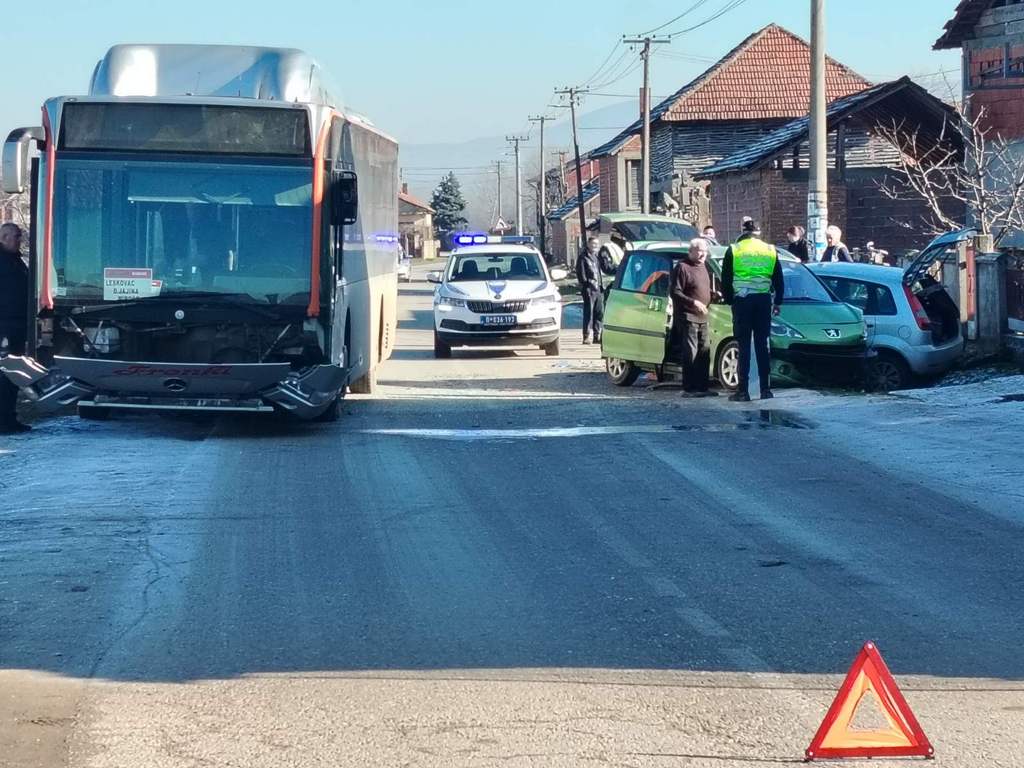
[{"x1": 53, "y1": 157, "x2": 313, "y2": 305}]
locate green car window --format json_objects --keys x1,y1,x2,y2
[{"x1": 620, "y1": 253, "x2": 671, "y2": 296}]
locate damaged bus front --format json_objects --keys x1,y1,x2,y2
[{"x1": 0, "y1": 45, "x2": 399, "y2": 420}]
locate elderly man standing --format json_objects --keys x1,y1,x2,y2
[
  {"x1": 670, "y1": 237, "x2": 717, "y2": 397},
  {"x1": 0, "y1": 223, "x2": 30, "y2": 433}
]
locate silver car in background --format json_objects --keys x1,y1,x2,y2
[{"x1": 810, "y1": 232, "x2": 965, "y2": 390}]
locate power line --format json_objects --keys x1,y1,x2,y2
[
  {"x1": 664, "y1": 0, "x2": 752, "y2": 39},
  {"x1": 639, "y1": 0, "x2": 714, "y2": 35},
  {"x1": 583, "y1": 43, "x2": 628, "y2": 87}
]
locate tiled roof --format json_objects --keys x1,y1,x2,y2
[
  {"x1": 399, "y1": 190, "x2": 434, "y2": 212},
  {"x1": 590, "y1": 24, "x2": 870, "y2": 158},
  {"x1": 935, "y1": 0, "x2": 991, "y2": 49},
  {"x1": 698, "y1": 78, "x2": 957, "y2": 178},
  {"x1": 547, "y1": 179, "x2": 599, "y2": 221}
]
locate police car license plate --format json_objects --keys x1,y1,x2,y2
[{"x1": 481, "y1": 315, "x2": 517, "y2": 326}]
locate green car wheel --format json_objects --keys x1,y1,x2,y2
[
  {"x1": 715, "y1": 340, "x2": 741, "y2": 391},
  {"x1": 606, "y1": 358, "x2": 641, "y2": 387}
]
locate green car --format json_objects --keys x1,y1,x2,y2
[{"x1": 601, "y1": 243, "x2": 869, "y2": 390}]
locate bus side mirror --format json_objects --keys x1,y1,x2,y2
[
  {"x1": 330, "y1": 171, "x2": 358, "y2": 226},
  {"x1": 426, "y1": 271, "x2": 443, "y2": 284},
  {"x1": 2, "y1": 127, "x2": 44, "y2": 194}
]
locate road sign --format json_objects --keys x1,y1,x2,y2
[{"x1": 806, "y1": 642, "x2": 934, "y2": 761}]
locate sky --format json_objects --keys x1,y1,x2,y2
[{"x1": 2, "y1": 0, "x2": 960, "y2": 151}]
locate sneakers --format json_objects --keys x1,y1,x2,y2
[
  {"x1": 582, "y1": 337, "x2": 592, "y2": 345},
  {"x1": 728, "y1": 392, "x2": 751, "y2": 403},
  {"x1": 0, "y1": 420, "x2": 31, "y2": 434},
  {"x1": 760, "y1": 389, "x2": 774, "y2": 400}
]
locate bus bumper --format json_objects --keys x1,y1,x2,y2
[{"x1": 0, "y1": 355, "x2": 347, "y2": 420}]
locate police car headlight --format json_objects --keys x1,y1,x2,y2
[
  {"x1": 436, "y1": 296, "x2": 466, "y2": 311},
  {"x1": 531, "y1": 293, "x2": 561, "y2": 306},
  {"x1": 770, "y1": 320, "x2": 804, "y2": 339}
]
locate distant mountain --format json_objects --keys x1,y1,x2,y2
[{"x1": 399, "y1": 99, "x2": 640, "y2": 229}]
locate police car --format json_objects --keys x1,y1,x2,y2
[{"x1": 427, "y1": 235, "x2": 568, "y2": 358}]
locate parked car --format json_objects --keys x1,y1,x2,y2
[
  {"x1": 809, "y1": 229, "x2": 967, "y2": 390},
  {"x1": 427, "y1": 242, "x2": 568, "y2": 357},
  {"x1": 602, "y1": 244, "x2": 869, "y2": 390}
]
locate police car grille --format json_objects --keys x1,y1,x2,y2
[{"x1": 468, "y1": 300, "x2": 528, "y2": 313}]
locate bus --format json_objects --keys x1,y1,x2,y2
[{"x1": 0, "y1": 44, "x2": 399, "y2": 421}]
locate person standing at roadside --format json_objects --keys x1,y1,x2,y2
[
  {"x1": 702, "y1": 225, "x2": 719, "y2": 246},
  {"x1": 670, "y1": 237, "x2": 717, "y2": 397},
  {"x1": 576, "y1": 236, "x2": 613, "y2": 344},
  {"x1": 722, "y1": 219, "x2": 784, "y2": 402},
  {"x1": 0, "y1": 223, "x2": 30, "y2": 433},
  {"x1": 786, "y1": 225, "x2": 809, "y2": 262},
  {"x1": 821, "y1": 225, "x2": 852, "y2": 262}
]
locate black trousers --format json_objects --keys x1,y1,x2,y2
[
  {"x1": 732, "y1": 294, "x2": 772, "y2": 392},
  {"x1": 581, "y1": 287, "x2": 604, "y2": 341},
  {"x1": 679, "y1": 319, "x2": 710, "y2": 392},
  {"x1": 0, "y1": 332, "x2": 25, "y2": 425}
]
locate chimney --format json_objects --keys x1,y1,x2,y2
[{"x1": 401, "y1": 182, "x2": 409, "y2": 194}]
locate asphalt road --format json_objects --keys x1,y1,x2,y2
[{"x1": 1, "y1": 266, "x2": 1023, "y2": 767}]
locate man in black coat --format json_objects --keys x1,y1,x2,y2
[
  {"x1": 576, "y1": 236, "x2": 614, "y2": 344},
  {"x1": 0, "y1": 223, "x2": 30, "y2": 433}
]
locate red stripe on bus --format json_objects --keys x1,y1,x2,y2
[
  {"x1": 307, "y1": 116, "x2": 332, "y2": 318},
  {"x1": 41, "y1": 108, "x2": 56, "y2": 311}
]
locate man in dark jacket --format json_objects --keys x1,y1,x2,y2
[
  {"x1": 670, "y1": 237, "x2": 717, "y2": 397},
  {"x1": 722, "y1": 219, "x2": 785, "y2": 401},
  {"x1": 576, "y1": 236, "x2": 614, "y2": 343},
  {"x1": 0, "y1": 223, "x2": 30, "y2": 433}
]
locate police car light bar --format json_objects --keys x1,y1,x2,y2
[{"x1": 453, "y1": 233, "x2": 536, "y2": 246}]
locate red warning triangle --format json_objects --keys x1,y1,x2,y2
[{"x1": 806, "y1": 642, "x2": 934, "y2": 761}]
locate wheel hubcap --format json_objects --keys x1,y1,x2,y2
[
  {"x1": 721, "y1": 348, "x2": 739, "y2": 387},
  {"x1": 608, "y1": 359, "x2": 627, "y2": 379},
  {"x1": 873, "y1": 362, "x2": 901, "y2": 390}
]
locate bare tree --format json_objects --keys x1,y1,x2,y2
[
  {"x1": 0, "y1": 188, "x2": 31, "y2": 230},
  {"x1": 878, "y1": 100, "x2": 1024, "y2": 247}
]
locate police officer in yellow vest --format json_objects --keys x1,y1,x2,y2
[{"x1": 721, "y1": 219, "x2": 784, "y2": 402}]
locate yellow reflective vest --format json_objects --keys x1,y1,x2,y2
[{"x1": 731, "y1": 237, "x2": 778, "y2": 294}]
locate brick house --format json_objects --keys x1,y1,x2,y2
[
  {"x1": 697, "y1": 78, "x2": 963, "y2": 255},
  {"x1": 935, "y1": 0, "x2": 1024, "y2": 142},
  {"x1": 590, "y1": 24, "x2": 870, "y2": 221},
  {"x1": 399, "y1": 184, "x2": 438, "y2": 261}
]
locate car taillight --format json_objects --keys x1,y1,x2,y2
[{"x1": 902, "y1": 284, "x2": 931, "y2": 330}]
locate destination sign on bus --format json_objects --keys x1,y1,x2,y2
[{"x1": 60, "y1": 103, "x2": 312, "y2": 157}]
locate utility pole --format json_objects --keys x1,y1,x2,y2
[
  {"x1": 493, "y1": 160, "x2": 504, "y2": 224},
  {"x1": 528, "y1": 115, "x2": 552, "y2": 255},
  {"x1": 808, "y1": 0, "x2": 828, "y2": 261},
  {"x1": 554, "y1": 87, "x2": 589, "y2": 261},
  {"x1": 506, "y1": 135, "x2": 528, "y2": 236},
  {"x1": 623, "y1": 35, "x2": 669, "y2": 214}
]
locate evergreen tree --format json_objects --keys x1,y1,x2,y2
[{"x1": 430, "y1": 172, "x2": 469, "y2": 239}]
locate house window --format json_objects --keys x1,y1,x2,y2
[{"x1": 626, "y1": 159, "x2": 642, "y2": 209}]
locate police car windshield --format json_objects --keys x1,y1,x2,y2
[
  {"x1": 449, "y1": 253, "x2": 545, "y2": 282},
  {"x1": 783, "y1": 261, "x2": 834, "y2": 303}
]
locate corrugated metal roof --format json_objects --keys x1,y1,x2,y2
[
  {"x1": 697, "y1": 78, "x2": 958, "y2": 178},
  {"x1": 934, "y1": 0, "x2": 993, "y2": 50},
  {"x1": 547, "y1": 179, "x2": 599, "y2": 221},
  {"x1": 589, "y1": 24, "x2": 869, "y2": 159}
]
